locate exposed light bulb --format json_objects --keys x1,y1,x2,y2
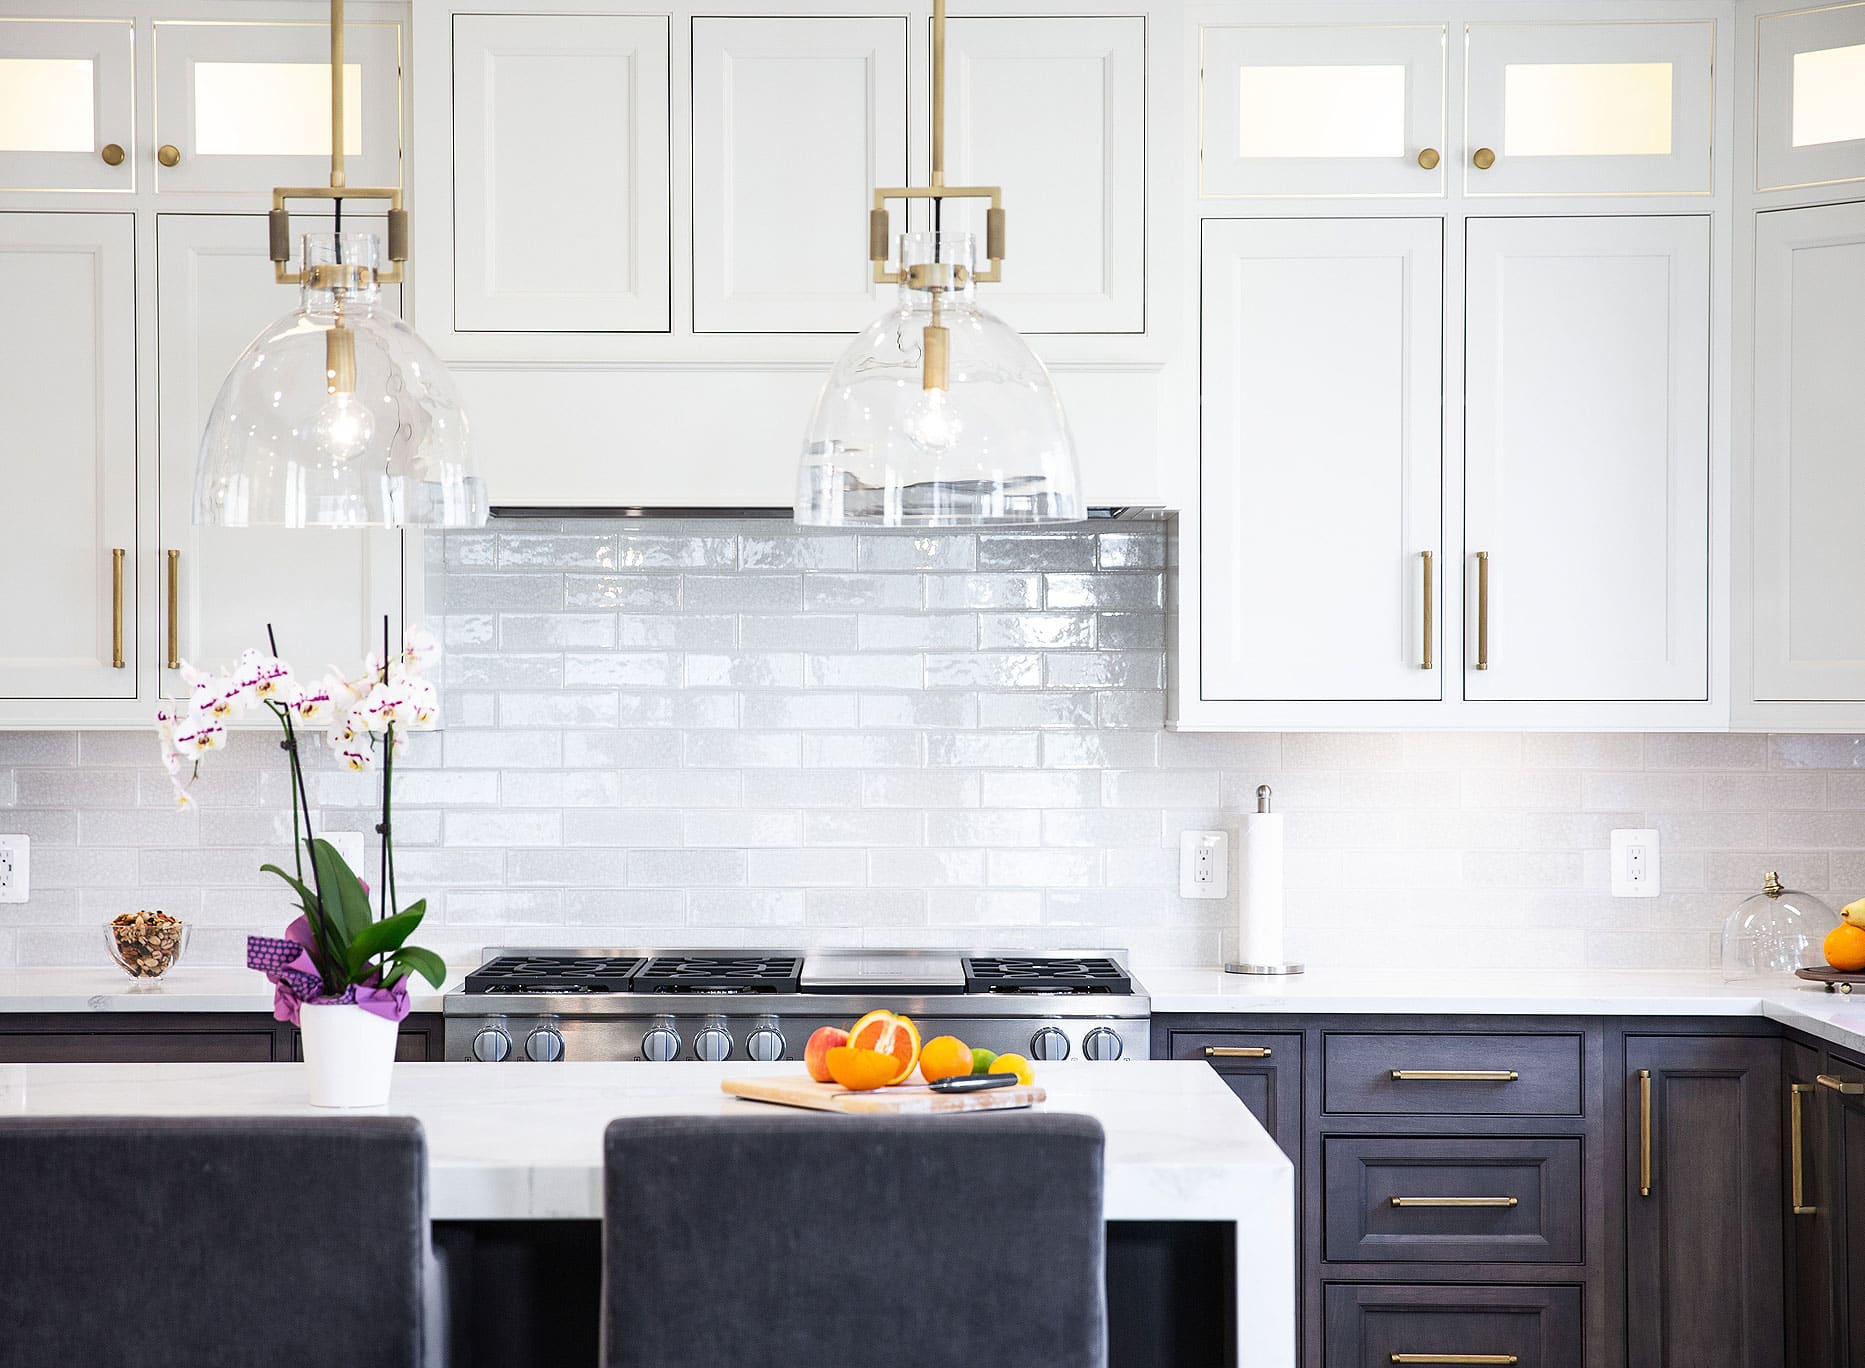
[
  {"x1": 903, "y1": 386, "x2": 963, "y2": 452},
  {"x1": 312, "y1": 390, "x2": 376, "y2": 463}
]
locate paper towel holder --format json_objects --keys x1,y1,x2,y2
[{"x1": 1225, "y1": 785, "x2": 1306, "y2": 976}]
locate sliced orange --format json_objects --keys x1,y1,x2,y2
[
  {"x1": 848, "y1": 1009, "x2": 922, "y2": 1086},
  {"x1": 825, "y1": 1045, "x2": 904, "y2": 1092}
]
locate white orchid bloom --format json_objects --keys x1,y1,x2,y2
[
  {"x1": 236, "y1": 649, "x2": 297, "y2": 705},
  {"x1": 400, "y1": 676, "x2": 440, "y2": 729},
  {"x1": 337, "y1": 742, "x2": 377, "y2": 772},
  {"x1": 399, "y1": 626, "x2": 441, "y2": 677},
  {"x1": 291, "y1": 680, "x2": 335, "y2": 725}
]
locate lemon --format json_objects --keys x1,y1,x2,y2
[
  {"x1": 970, "y1": 1047, "x2": 998, "y2": 1076},
  {"x1": 989, "y1": 1052, "x2": 1034, "y2": 1087}
]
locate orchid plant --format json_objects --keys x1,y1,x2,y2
[{"x1": 156, "y1": 624, "x2": 446, "y2": 1001}]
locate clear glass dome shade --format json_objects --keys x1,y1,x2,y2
[
  {"x1": 1720, "y1": 871, "x2": 1833, "y2": 981},
  {"x1": 797, "y1": 232, "x2": 1081, "y2": 527},
  {"x1": 194, "y1": 233, "x2": 486, "y2": 529}
]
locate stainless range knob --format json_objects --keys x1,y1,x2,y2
[
  {"x1": 1083, "y1": 1028, "x2": 1124, "y2": 1062},
  {"x1": 746, "y1": 1027, "x2": 786, "y2": 1062},
  {"x1": 470, "y1": 1027, "x2": 511, "y2": 1062},
  {"x1": 1030, "y1": 1027, "x2": 1071, "y2": 1061},
  {"x1": 694, "y1": 1024, "x2": 734, "y2": 1062},
  {"x1": 641, "y1": 1021, "x2": 681, "y2": 1062},
  {"x1": 524, "y1": 1027, "x2": 565, "y2": 1062}
]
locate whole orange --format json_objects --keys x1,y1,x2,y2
[
  {"x1": 918, "y1": 1035, "x2": 972, "y2": 1083},
  {"x1": 1825, "y1": 923, "x2": 1865, "y2": 972}
]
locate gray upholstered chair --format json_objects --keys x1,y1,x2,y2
[
  {"x1": 0, "y1": 1115, "x2": 441, "y2": 1368},
  {"x1": 602, "y1": 1112, "x2": 1107, "y2": 1368}
]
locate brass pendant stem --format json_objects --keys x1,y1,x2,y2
[
  {"x1": 931, "y1": 0, "x2": 946, "y2": 188},
  {"x1": 329, "y1": 0, "x2": 347, "y2": 189}
]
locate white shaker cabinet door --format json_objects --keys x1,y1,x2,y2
[
  {"x1": 452, "y1": 14, "x2": 670, "y2": 333},
  {"x1": 1752, "y1": 202, "x2": 1865, "y2": 700},
  {"x1": 155, "y1": 214, "x2": 401, "y2": 699},
  {"x1": 1201, "y1": 218, "x2": 1443, "y2": 702},
  {"x1": 1756, "y1": 1, "x2": 1865, "y2": 192},
  {"x1": 0, "y1": 212, "x2": 137, "y2": 699},
  {"x1": 1464, "y1": 216, "x2": 1710, "y2": 702},
  {"x1": 691, "y1": 17, "x2": 907, "y2": 333},
  {"x1": 0, "y1": 18, "x2": 135, "y2": 192},
  {"x1": 942, "y1": 16, "x2": 1147, "y2": 331}
]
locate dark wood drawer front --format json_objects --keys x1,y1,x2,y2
[
  {"x1": 1325, "y1": 1033, "x2": 1583, "y2": 1115},
  {"x1": 1324, "y1": 1137, "x2": 1583, "y2": 1263},
  {"x1": 1324, "y1": 1283, "x2": 1582, "y2": 1368},
  {"x1": 1169, "y1": 1031, "x2": 1302, "y2": 1160},
  {"x1": 0, "y1": 1030, "x2": 278, "y2": 1062}
]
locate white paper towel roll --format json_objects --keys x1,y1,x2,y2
[{"x1": 1238, "y1": 810, "x2": 1286, "y2": 967}]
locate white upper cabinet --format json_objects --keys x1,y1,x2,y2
[
  {"x1": 941, "y1": 16, "x2": 1147, "y2": 331},
  {"x1": 155, "y1": 214, "x2": 401, "y2": 701},
  {"x1": 1751, "y1": 202, "x2": 1865, "y2": 701},
  {"x1": 690, "y1": 17, "x2": 907, "y2": 334},
  {"x1": 1464, "y1": 216, "x2": 1710, "y2": 703},
  {"x1": 1755, "y1": 1, "x2": 1865, "y2": 192},
  {"x1": 1201, "y1": 218, "x2": 1443, "y2": 702},
  {"x1": 1463, "y1": 22, "x2": 1715, "y2": 197},
  {"x1": 0, "y1": 18, "x2": 135, "y2": 191},
  {"x1": 1200, "y1": 23, "x2": 1447, "y2": 198},
  {"x1": 0, "y1": 212, "x2": 137, "y2": 700},
  {"x1": 451, "y1": 14, "x2": 671, "y2": 333}
]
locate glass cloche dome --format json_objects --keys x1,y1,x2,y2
[{"x1": 1721, "y1": 871, "x2": 1833, "y2": 981}]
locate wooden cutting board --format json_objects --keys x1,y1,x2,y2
[{"x1": 722, "y1": 1074, "x2": 1045, "y2": 1115}]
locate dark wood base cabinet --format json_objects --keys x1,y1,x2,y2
[
  {"x1": 0, "y1": 1012, "x2": 443, "y2": 1062},
  {"x1": 1786, "y1": 1037, "x2": 1865, "y2": 1367}
]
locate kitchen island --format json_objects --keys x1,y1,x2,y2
[{"x1": 0, "y1": 1058, "x2": 1292, "y2": 1368}]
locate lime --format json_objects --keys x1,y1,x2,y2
[{"x1": 970, "y1": 1047, "x2": 998, "y2": 1076}]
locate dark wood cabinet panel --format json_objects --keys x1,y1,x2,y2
[
  {"x1": 290, "y1": 1013, "x2": 442, "y2": 1063},
  {"x1": 1323, "y1": 1283, "x2": 1582, "y2": 1368},
  {"x1": 0, "y1": 1028, "x2": 278, "y2": 1062},
  {"x1": 1625, "y1": 1035, "x2": 1785, "y2": 1368},
  {"x1": 1825, "y1": 1050, "x2": 1865, "y2": 1368},
  {"x1": 1168, "y1": 1030, "x2": 1302, "y2": 1161},
  {"x1": 1786, "y1": 1042, "x2": 1840, "y2": 1368},
  {"x1": 1324, "y1": 1031, "x2": 1583, "y2": 1116}
]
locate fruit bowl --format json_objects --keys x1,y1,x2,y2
[{"x1": 105, "y1": 912, "x2": 189, "y2": 981}]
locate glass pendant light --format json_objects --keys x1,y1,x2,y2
[
  {"x1": 795, "y1": 0, "x2": 1081, "y2": 527},
  {"x1": 193, "y1": 0, "x2": 485, "y2": 529}
]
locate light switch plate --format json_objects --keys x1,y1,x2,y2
[
  {"x1": 1611, "y1": 828, "x2": 1660, "y2": 898},
  {"x1": 0, "y1": 834, "x2": 28, "y2": 903},
  {"x1": 1179, "y1": 830, "x2": 1228, "y2": 899}
]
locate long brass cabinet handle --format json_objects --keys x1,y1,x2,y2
[
  {"x1": 165, "y1": 549, "x2": 181, "y2": 670},
  {"x1": 1792, "y1": 1083, "x2": 1815, "y2": 1216},
  {"x1": 110, "y1": 548, "x2": 125, "y2": 669},
  {"x1": 1390, "y1": 1196, "x2": 1519, "y2": 1208},
  {"x1": 1420, "y1": 550, "x2": 1434, "y2": 671},
  {"x1": 1392, "y1": 1356, "x2": 1518, "y2": 1366},
  {"x1": 1817, "y1": 1074, "x2": 1865, "y2": 1096},
  {"x1": 1639, "y1": 1069, "x2": 1653, "y2": 1197},
  {"x1": 1475, "y1": 551, "x2": 1490, "y2": 670},
  {"x1": 1205, "y1": 1046, "x2": 1272, "y2": 1059},
  {"x1": 1391, "y1": 1069, "x2": 1518, "y2": 1082}
]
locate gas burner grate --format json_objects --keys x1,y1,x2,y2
[
  {"x1": 461, "y1": 955, "x2": 645, "y2": 995},
  {"x1": 635, "y1": 955, "x2": 803, "y2": 995},
  {"x1": 962, "y1": 956, "x2": 1132, "y2": 995}
]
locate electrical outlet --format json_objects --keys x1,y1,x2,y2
[
  {"x1": 1611, "y1": 828, "x2": 1660, "y2": 898},
  {"x1": 0, "y1": 834, "x2": 29, "y2": 903},
  {"x1": 1179, "y1": 831, "x2": 1228, "y2": 899}
]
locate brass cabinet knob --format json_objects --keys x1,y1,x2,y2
[
  {"x1": 1417, "y1": 147, "x2": 1441, "y2": 170},
  {"x1": 1472, "y1": 146, "x2": 1497, "y2": 170},
  {"x1": 157, "y1": 144, "x2": 181, "y2": 167},
  {"x1": 100, "y1": 143, "x2": 125, "y2": 166}
]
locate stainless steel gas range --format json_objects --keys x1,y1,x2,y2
[{"x1": 442, "y1": 948, "x2": 1151, "y2": 1065}]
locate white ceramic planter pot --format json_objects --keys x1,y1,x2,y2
[{"x1": 299, "y1": 1002, "x2": 400, "y2": 1107}]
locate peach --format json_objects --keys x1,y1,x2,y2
[{"x1": 804, "y1": 1026, "x2": 849, "y2": 1083}]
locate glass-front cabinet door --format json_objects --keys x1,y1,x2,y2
[
  {"x1": 1463, "y1": 22, "x2": 1715, "y2": 196},
  {"x1": 0, "y1": 18, "x2": 134, "y2": 191},
  {"x1": 1200, "y1": 24, "x2": 1447, "y2": 197},
  {"x1": 151, "y1": 18, "x2": 402, "y2": 194},
  {"x1": 1757, "y1": 1, "x2": 1865, "y2": 192}
]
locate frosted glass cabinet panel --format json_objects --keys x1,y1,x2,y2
[
  {"x1": 1201, "y1": 219, "x2": 1444, "y2": 702},
  {"x1": 0, "y1": 19, "x2": 134, "y2": 191},
  {"x1": 1752, "y1": 203, "x2": 1865, "y2": 699},
  {"x1": 690, "y1": 17, "x2": 907, "y2": 333},
  {"x1": 152, "y1": 20, "x2": 402, "y2": 193},
  {"x1": 1200, "y1": 24, "x2": 1447, "y2": 197},
  {"x1": 1757, "y1": 2, "x2": 1865, "y2": 190},
  {"x1": 1464, "y1": 23, "x2": 1714, "y2": 195}
]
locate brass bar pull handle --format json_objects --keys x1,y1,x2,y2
[
  {"x1": 1817, "y1": 1074, "x2": 1865, "y2": 1096},
  {"x1": 1392, "y1": 1356, "x2": 1518, "y2": 1366},
  {"x1": 1390, "y1": 1069, "x2": 1518, "y2": 1082},
  {"x1": 1639, "y1": 1069, "x2": 1653, "y2": 1197},
  {"x1": 1206, "y1": 1046, "x2": 1272, "y2": 1059},
  {"x1": 1420, "y1": 550, "x2": 1434, "y2": 670},
  {"x1": 1475, "y1": 551, "x2": 1490, "y2": 670},
  {"x1": 1792, "y1": 1083, "x2": 1816, "y2": 1215},
  {"x1": 1390, "y1": 1196, "x2": 1519, "y2": 1208},
  {"x1": 110, "y1": 548, "x2": 126, "y2": 669},
  {"x1": 165, "y1": 550, "x2": 181, "y2": 670}
]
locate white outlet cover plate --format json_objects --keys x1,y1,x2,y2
[
  {"x1": 0, "y1": 834, "x2": 28, "y2": 904},
  {"x1": 1179, "y1": 830, "x2": 1228, "y2": 899},
  {"x1": 1611, "y1": 828, "x2": 1660, "y2": 898}
]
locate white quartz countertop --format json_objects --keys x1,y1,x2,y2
[
  {"x1": 1144, "y1": 967, "x2": 1865, "y2": 1056},
  {"x1": 0, "y1": 965, "x2": 462, "y2": 1015}
]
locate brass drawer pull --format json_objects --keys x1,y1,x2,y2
[
  {"x1": 1817, "y1": 1074, "x2": 1865, "y2": 1096},
  {"x1": 1206, "y1": 1046, "x2": 1272, "y2": 1059},
  {"x1": 1392, "y1": 1356, "x2": 1518, "y2": 1366},
  {"x1": 1390, "y1": 1069, "x2": 1518, "y2": 1082},
  {"x1": 1389, "y1": 1196, "x2": 1519, "y2": 1208},
  {"x1": 1420, "y1": 550, "x2": 1434, "y2": 670},
  {"x1": 1639, "y1": 1068, "x2": 1652, "y2": 1197},
  {"x1": 1792, "y1": 1082, "x2": 1815, "y2": 1216},
  {"x1": 1475, "y1": 550, "x2": 1490, "y2": 669},
  {"x1": 110, "y1": 547, "x2": 126, "y2": 669},
  {"x1": 165, "y1": 549, "x2": 181, "y2": 670}
]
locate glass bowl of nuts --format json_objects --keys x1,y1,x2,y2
[{"x1": 106, "y1": 911, "x2": 190, "y2": 983}]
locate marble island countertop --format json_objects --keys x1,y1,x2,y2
[{"x1": 0, "y1": 964, "x2": 465, "y2": 1015}]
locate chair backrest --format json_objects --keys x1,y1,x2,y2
[
  {"x1": 0, "y1": 1115, "x2": 430, "y2": 1368},
  {"x1": 603, "y1": 1111, "x2": 1107, "y2": 1368}
]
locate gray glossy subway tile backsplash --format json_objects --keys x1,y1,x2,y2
[{"x1": 4, "y1": 517, "x2": 1865, "y2": 974}]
